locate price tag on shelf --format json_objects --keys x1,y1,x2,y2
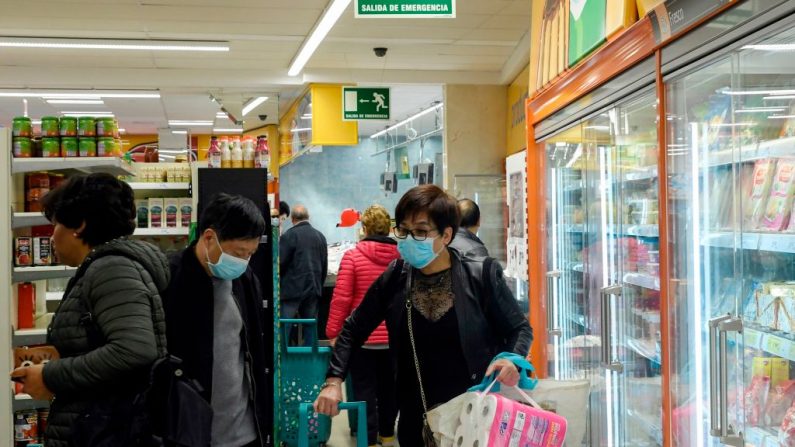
[
  {"x1": 745, "y1": 329, "x2": 763, "y2": 350},
  {"x1": 762, "y1": 334, "x2": 794, "y2": 360}
]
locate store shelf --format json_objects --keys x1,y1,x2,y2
[
  {"x1": 623, "y1": 272, "x2": 660, "y2": 291},
  {"x1": 626, "y1": 337, "x2": 661, "y2": 364},
  {"x1": 46, "y1": 292, "x2": 63, "y2": 302},
  {"x1": 13, "y1": 266, "x2": 76, "y2": 283},
  {"x1": 12, "y1": 212, "x2": 49, "y2": 229},
  {"x1": 746, "y1": 427, "x2": 779, "y2": 447},
  {"x1": 12, "y1": 157, "x2": 134, "y2": 176},
  {"x1": 624, "y1": 225, "x2": 659, "y2": 238},
  {"x1": 705, "y1": 136, "x2": 795, "y2": 168},
  {"x1": 13, "y1": 394, "x2": 50, "y2": 411},
  {"x1": 745, "y1": 326, "x2": 795, "y2": 362},
  {"x1": 623, "y1": 166, "x2": 658, "y2": 182},
  {"x1": 702, "y1": 232, "x2": 795, "y2": 253},
  {"x1": 13, "y1": 329, "x2": 47, "y2": 347},
  {"x1": 563, "y1": 181, "x2": 584, "y2": 193},
  {"x1": 626, "y1": 409, "x2": 663, "y2": 445},
  {"x1": 127, "y1": 182, "x2": 190, "y2": 191},
  {"x1": 133, "y1": 227, "x2": 189, "y2": 237}
]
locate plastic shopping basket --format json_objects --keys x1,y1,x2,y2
[
  {"x1": 278, "y1": 319, "x2": 332, "y2": 447},
  {"x1": 299, "y1": 401, "x2": 367, "y2": 447}
]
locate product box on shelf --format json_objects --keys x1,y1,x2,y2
[
  {"x1": 761, "y1": 159, "x2": 795, "y2": 231},
  {"x1": 33, "y1": 237, "x2": 51, "y2": 266},
  {"x1": 148, "y1": 198, "x2": 164, "y2": 229},
  {"x1": 17, "y1": 283, "x2": 35, "y2": 329},
  {"x1": 179, "y1": 198, "x2": 193, "y2": 228},
  {"x1": 15, "y1": 237, "x2": 33, "y2": 267},
  {"x1": 164, "y1": 198, "x2": 179, "y2": 228},
  {"x1": 745, "y1": 159, "x2": 777, "y2": 229},
  {"x1": 135, "y1": 200, "x2": 149, "y2": 229}
]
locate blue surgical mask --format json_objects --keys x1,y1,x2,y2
[
  {"x1": 397, "y1": 236, "x2": 443, "y2": 269},
  {"x1": 206, "y1": 234, "x2": 249, "y2": 280}
]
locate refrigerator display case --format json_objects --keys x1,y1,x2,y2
[
  {"x1": 544, "y1": 90, "x2": 662, "y2": 446},
  {"x1": 666, "y1": 20, "x2": 795, "y2": 447}
]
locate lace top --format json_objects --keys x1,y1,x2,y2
[{"x1": 410, "y1": 268, "x2": 454, "y2": 322}]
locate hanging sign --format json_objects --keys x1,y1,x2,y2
[
  {"x1": 649, "y1": 0, "x2": 729, "y2": 43},
  {"x1": 355, "y1": 0, "x2": 456, "y2": 18},
  {"x1": 343, "y1": 87, "x2": 391, "y2": 120}
]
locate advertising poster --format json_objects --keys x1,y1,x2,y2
[{"x1": 506, "y1": 151, "x2": 528, "y2": 281}]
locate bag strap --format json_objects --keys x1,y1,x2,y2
[
  {"x1": 479, "y1": 377, "x2": 543, "y2": 410},
  {"x1": 405, "y1": 269, "x2": 431, "y2": 418},
  {"x1": 468, "y1": 352, "x2": 538, "y2": 393}
]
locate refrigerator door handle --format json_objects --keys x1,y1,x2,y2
[
  {"x1": 546, "y1": 271, "x2": 562, "y2": 337},
  {"x1": 600, "y1": 284, "x2": 623, "y2": 373},
  {"x1": 708, "y1": 315, "x2": 731, "y2": 438},
  {"x1": 718, "y1": 318, "x2": 744, "y2": 447}
]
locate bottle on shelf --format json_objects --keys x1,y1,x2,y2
[
  {"x1": 255, "y1": 135, "x2": 270, "y2": 169},
  {"x1": 242, "y1": 136, "x2": 255, "y2": 168},
  {"x1": 231, "y1": 136, "x2": 243, "y2": 168},
  {"x1": 208, "y1": 136, "x2": 221, "y2": 168},
  {"x1": 220, "y1": 137, "x2": 231, "y2": 168}
]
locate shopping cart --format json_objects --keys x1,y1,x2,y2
[{"x1": 298, "y1": 401, "x2": 367, "y2": 447}]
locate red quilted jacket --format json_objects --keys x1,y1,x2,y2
[{"x1": 326, "y1": 236, "x2": 399, "y2": 345}]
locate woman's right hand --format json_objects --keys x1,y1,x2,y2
[{"x1": 313, "y1": 378, "x2": 343, "y2": 417}]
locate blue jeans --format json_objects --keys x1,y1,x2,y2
[{"x1": 281, "y1": 296, "x2": 319, "y2": 347}]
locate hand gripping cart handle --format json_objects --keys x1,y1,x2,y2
[{"x1": 298, "y1": 401, "x2": 368, "y2": 447}]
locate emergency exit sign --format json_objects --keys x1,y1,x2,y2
[
  {"x1": 343, "y1": 87, "x2": 391, "y2": 120},
  {"x1": 355, "y1": 0, "x2": 456, "y2": 18}
]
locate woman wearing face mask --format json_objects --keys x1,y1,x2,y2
[
  {"x1": 315, "y1": 185, "x2": 533, "y2": 445},
  {"x1": 161, "y1": 193, "x2": 269, "y2": 447}
]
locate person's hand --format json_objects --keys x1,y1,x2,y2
[
  {"x1": 11, "y1": 364, "x2": 54, "y2": 401},
  {"x1": 329, "y1": 338, "x2": 337, "y2": 347},
  {"x1": 313, "y1": 378, "x2": 343, "y2": 417},
  {"x1": 486, "y1": 359, "x2": 520, "y2": 387}
]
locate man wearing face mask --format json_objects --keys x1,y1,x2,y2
[{"x1": 161, "y1": 193, "x2": 268, "y2": 447}]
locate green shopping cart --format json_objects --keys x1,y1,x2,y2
[{"x1": 298, "y1": 402, "x2": 367, "y2": 447}]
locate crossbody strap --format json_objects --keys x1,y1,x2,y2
[{"x1": 405, "y1": 269, "x2": 431, "y2": 416}]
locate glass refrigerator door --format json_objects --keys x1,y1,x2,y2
[{"x1": 668, "y1": 25, "x2": 795, "y2": 447}]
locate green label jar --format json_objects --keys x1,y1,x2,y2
[
  {"x1": 41, "y1": 116, "x2": 59, "y2": 137},
  {"x1": 79, "y1": 138, "x2": 97, "y2": 157},
  {"x1": 12, "y1": 137, "x2": 32, "y2": 158},
  {"x1": 59, "y1": 117, "x2": 78, "y2": 137},
  {"x1": 61, "y1": 137, "x2": 78, "y2": 157},
  {"x1": 97, "y1": 137, "x2": 114, "y2": 157},
  {"x1": 96, "y1": 118, "x2": 117, "y2": 137},
  {"x1": 41, "y1": 138, "x2": 60, "y2": 158},
  {"x1": 78, "y1": 117, "x2": 96, "y2": 137},
  {"x1": 12, "y1": 117, "x2": 32, "y2": 138}
]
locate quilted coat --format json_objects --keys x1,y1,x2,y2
[
  {"x1": 326, "y1": 236, "x2": 399, "y2": 345},
  {"x1": 42, "y1": 239, "x2": 169, "y2": 447}
]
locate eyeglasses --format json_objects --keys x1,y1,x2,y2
[{"x1": 393, "y1": 226, "x2": 439, "y2": 241}]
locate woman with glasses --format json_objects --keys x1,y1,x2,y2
[{"x1": 315, "y1": 185, "x2": 533, "y2": 445}]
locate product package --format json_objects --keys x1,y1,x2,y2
[
  {"x1": 761, "y1": 159, "x2": 795, "y2": 231},
  {"x1": 136, "y1": 200, "x2": 149, "y2": 229},
  {"x1": 773, "y1": 359, "x2": 791, "y2": 389},
  {"x1": 745, "y1": 159, "x2": 777, "y2": 229},
  {"x1": 33, "y1": 237, "x2": 51, "y2": 266},
  {"x1": 164, "y1": 198, "x2": 179, "y2": 228},
  {"x1": 17, "y1": 283, "x2": 35, "y2": 329},
  {"x1": 770, "y1": 282, "x2": 795, "y2": 332},
  {"x1": 742, "y1": 282, "x2": 777, "y2": 330},
  {"x1": 753, "y1": 357, "x2": 773, "y2": 379},
  {"x1": 179, "y1": 198, "x2": 193, "y2": 228},
  {"x1": 15, "y1": 237, "x2": 33, "y2": 267},
  {"x1": 746, "y1": 375, "x2": 772, "y2": 427},
  {"x1": 708, "y1": 168, "x2": 733, "y2": 230},
  {"x1": 781, "y1": 402, "x2": 795, "y2": 446},
  {"x1": 148, "y1": 198, "x2": 164, "y2": 229},
  {"x1": 768, "y1": 380, "x2": 795, "y2": 427}
]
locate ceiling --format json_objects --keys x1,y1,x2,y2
[{"x1": 0, "y1": 0, "x2": 530, "y2": 135}]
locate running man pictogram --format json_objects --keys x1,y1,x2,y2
[{"x1": 373, "y1": 92, "x2": 388, "y2": 112}]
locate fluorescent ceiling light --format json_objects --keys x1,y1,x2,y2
[
  {"x1": 213, "y1": 128, "x2": 243, "y2": 133},
  {"x1": 301, "y1": 114, "x2": 313, "y2": 120},
  {"x1": 0, "y1": 90, "x2": 160, "y2": 99},
  {"x1": 743, "y1": 44, "x2": 795, "y2": 51},
  {"x1": 118, "y1": 128, "x2": 126, "y2": 133},
  {"x1": 46, "y1": 99, "x2": 104, "y2": 105},
  {"x1": 584, "y1": 125, "x2": 610, "y2": 131},
  {"x1": 291, "y1": 127, "x2": 312, "y2": 133},
  {"x1": 764, "y1": 95, "x2": 795, "y2": 100},
  {"x1": 216, "y1": 112, "x2": 228, "y2": 118},
  {"x1": 61, "y1": 112, "x2": 114, "y2": 117},
  {"x1": 723, "y1": 89, "x2": 795, "y2": 96},
  {"x1": 370, "y1": 103, "x2": 444, "y2": 139},
  {"x1": 710, "y1": 122, "x2": 755, "y2": 127},
  {"x1": 31, "y1": 120, "x2": 41, "y2": 125},
  {"x1": 0, "y1": 37, "x2": 229, "y2": 52},
  {"x1": 736, "y1": 107, "x2": 787, "y2": 113},
  {"x1": 768, "y1": 115, "x2": 795, "y2": 119},
  {"x1": 171, "y1": 130, "x2": 188, "y2": 135},
  {"x1": 169, "y1": 120, "x2": 214, "y2": 127},
  {"x1": 241, "y1": 96, "x2": 269, "y2": 116},
  {"x1": 288, "y1": 0, "x2": 352, "y2": 76}
]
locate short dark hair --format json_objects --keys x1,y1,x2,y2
[
  {"x1": 279, "y1": 201, "x2": 290, "y2": 218},
  {"x1": 199, "y1": 193, "x2": 266, "y2": 241},
  {"x1": 458, "y1": 199, "x2": 480, "y2": 228},
  {"x1": 41, "y1": 173, "x2": 136, "y2": 247},
  {"x1": 395, "y1": 185, "x2": 459, "y2": 239}
]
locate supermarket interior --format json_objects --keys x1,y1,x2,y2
[{"x1": 6, "y1": 0, "x2": 795, "y2": 446}]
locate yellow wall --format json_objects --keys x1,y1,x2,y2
[
  {"x1": 528, "y1": 0, "x2": 546, "y2": 96},
  {"x1": 310, "y1": 84, "x2": 358, "y2": 147},
  {"x1": 507, "y1": 65, "x2": 530, "y2": 155},
  {"x1": 279, "y1": 88, "x2": 308, "y2": 164}
]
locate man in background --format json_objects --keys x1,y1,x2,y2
[
  {"x1": 280, "y1": 204, "x2": 328, "y2": 345},
  {"x1": 450, "y1": 198, "x2": 489, "y2": 258}
]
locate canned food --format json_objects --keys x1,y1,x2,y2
[
  {"x1": 79, "y1": 138, "x2": 96, "y2": 157},
  {"x1": 59, "y1": 117, "x2": 77, "y2": 137},
  {"x1": 13, "y1": 137, "x2": 32, "y2": 158},
  {"x1": 12, "y1": 117, "x2": 32, "y2": 138},
  {"x1": 40, "y1": 116, "x2": 59, "y2": 137},
  {"x1": 41, "y1": 137, "x2": 60, "y2": 158},
  {"x1": 78, "y1": 117, "x2": 96, "y2": 137},
  {"x1": 97, "y1": 137, "x2": 117, "y2": 157},
  {"x1": 96, "y1": 117, "x2": 117, "y2": 137},
  {"x1": 61, "y1": 137, "x2": 78, "y2": 157}
]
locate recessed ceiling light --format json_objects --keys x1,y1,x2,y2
[
  {"x1": 46, "y1": 99, "x2": 105, "y2": 105},
  {"x1": 291, "y1": 127, "x2": 312, "y2": 133},
  {"x1": 288, "y1": 0, "x2": 352, "y2": 76},
  {"x1": 61, "y1": 111, "x2": 114, "y2": 117},
  {"x1": 743, "y1": 44, "x2": 795, "y2": 51},
  {"x1": 118, "y1": 128, "x2": 126, "y2": 133},
  {"x1": 723, "y1": 88, "x2": 795, "y2": 96},
  {"x1": 242, "y1": 96, "x2": 269, "y2": 116},
  {"x1": 0, "y1": 90, "x2": 160, "y2": 99},
  {"x1": 213, "y1": 128, "x2": 243, "y2": 133},
  {"x1": 0, "y1": 37, "x2": 229, "y2": 52},
  {"x1": 169, "y1": 120, "x2": 214, "y2": 127},
  {"x1": 735, "y1": 107, "x2": 787, "y2": 113},
  {"x1": 171, "y1": 130, "x2": 188, "y2": 135}
]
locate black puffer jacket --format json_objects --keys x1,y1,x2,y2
[{"x1": 43, "y1": 239, "x2": 169, "y2": 447}]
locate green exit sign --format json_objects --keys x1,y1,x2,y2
[
  {"x1": 343, "y1": 87, "x2": 391, "y2": 121},
  {"x1": 355, "y1": 0, "x2": 456, "y2": 18}
]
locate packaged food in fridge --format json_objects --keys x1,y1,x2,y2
[
  {"x1": 770, "y1": 282, "x2": 795, "y2": 332},
  {"x1": 754, "y1": 357, "x2": 773, "y2": 378},
  {"x1": 745, "y1": 375, "x2": 772, "y2": 426},
  {"x1": 773, "y1": 359, "x2": 791, "y2": 389},
  {"x1": 708, "y1": 167, "x2": 733, "y2": 229},
  {"x1": 768, "y1": 381, "x2": 795, "y2": 427},
  {"x1": 780, "y1": 402, "x2": 795, "y2": 446},
  {"x1": 742, "y1": 282, "x2": 777, "y2": 330},
  {"x1": 761, "y1": 159, "x2": 795, "y2": 231},
  {"x1": 745, "y1": 159, "x2": 777, "y2": 229}
]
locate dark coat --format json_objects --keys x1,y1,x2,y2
[
  {"x1": 279, "y1": 221, "x2": 328, "y2": 302},
  {"x1": 160, "y1": 243, "x2": 270, "y2": 445},
  {"x1": 43, "y1": 239, "x2": 170, "y2": 447},
  {"x1": 449, "y1": 228, "x2": 489, "y2": 259},
  {"x1": 327, "y1": 249, "x2": 533, "y2": 385}
]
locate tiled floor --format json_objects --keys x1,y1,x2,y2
[{"x1": 327, "y1": 410, "x2": 359, "y2": 447}]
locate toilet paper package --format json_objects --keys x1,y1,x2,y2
[
  {"x1": 477, "y1": 392, "x2": 568, "y2": 447},
  {"x1": 459, "y1": 393, "x2": 479, "y2": 426},
  {"x1": 480, "y1": 394, "x2": 519, "y2": 444}
]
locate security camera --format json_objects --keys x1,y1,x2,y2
[
  {"x1": 373, "y1": 47, "x2": 388, "y2": 57},
  {"x1": 258, "y1": 114, "x2": 268, "y2": 121}
]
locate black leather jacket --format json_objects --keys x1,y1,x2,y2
[{"x1": 327, "y1": 249, "x2": 533, "y2": 384}]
